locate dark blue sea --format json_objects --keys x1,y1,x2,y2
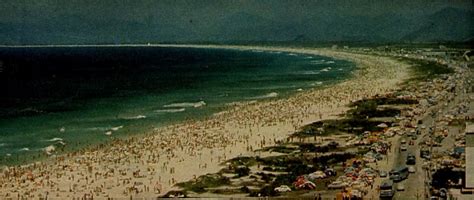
[{"x1": 0, "y1": 46, "x2": 354, "y2": 165}]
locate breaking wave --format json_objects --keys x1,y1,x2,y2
[
  {"x1": 110, "y1": 125, "x2": 123, "y2": 131},
  {"x1": 44, "y1": 137, "x2": 63, "y2": 142},
  {"x1": 163, "y1": 101, "x2": 206, "y2": 108},
  {"x1": 247, "y1": 92, "x2": 279, "y2": 100},
  {"x1": 122, "y1": 115, "x2": 147, "y2": 120},
  {"x1": 155, "y1": 108, "x2": 186, "y2": 113}
]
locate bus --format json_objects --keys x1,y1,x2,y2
[
  {"x1": 389, "y1": 166, "x2": 409, "y2": 182},
  {"x1": 379, "y1": 180, "x2": 395, "y2": 198}
]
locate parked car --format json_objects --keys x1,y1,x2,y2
[
  {"x1": 420, "y1": 148, "x2": 431, "y2": 159},
  {"x1": 408, "y1": 166, "x2": 416, "y2": 173},
  {"x1": 400, "y1": 144, "x2": 408, "y2": 151},
  {"x1": 328, "y1": 181, "x2": 348, "y2": 189},
  {"x1": 396, "y1": 183, "x2": 405, "y2": 191},
  {"x1": 401, "y1": 139, "x2": 407, "y2": 144},
  {"x1": 379, "y1": 170, "x2": 388, "y2": 178},
  {"x1": 406, "y1": 154, "x2": 416, "y2": 165},
  {"x1": 274, "y1": 185, "x2": 292, "y2": 192}
]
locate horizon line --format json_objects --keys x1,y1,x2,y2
[{"x1": 0, "y1": 43, "x2": 201, "y2": 48}]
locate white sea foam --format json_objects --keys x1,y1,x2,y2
[
  {"x1": 226, "y1": 100, "x2": 258, "y2": 107},
  {"x1": 87, "y1": 127, "x2": 109, "y2": 131},
  {"x1": 163, "y1": 101, "x2": 206, "y2": 108},
  {"x1": 44, "y1": 137, "x2": 63, "y2": 142},
  {"x1": 248, "y1": 92, "x2": 279, "y2": 99},
  {"x1": 288, "y1": 53, "x2": 297, "y2": 56},
  {"x1": 310, "y1": 60, "x2": 326, "y2": 65},
  {"x1": 326, "y1": 61, "x2": 335, "y2": 64},
  {"x1": 19, "y1": 147, "x2": 30, "y2": 151},
  {"x1": 105, "y1": 131, "x2": 113, "y2": 136},
  {"x1": 299, "y1": 70, "x2": 320, "y2": 75},
  {"x1": 123, "y1": 115, "x2": 147, "y2": 120},
  {"x1": 297, "y1": 88, "x2": 303, "y2": 92},
  {"x1": 44, "y1": 145, "x2": 55, "y2": 154},
  {"x1": 249, "y1": 85, "x2": 298, "y2": 90},
  {"x1": 155, "y1": 108, "x2": 186, "y2": 113},
  {"x1": 311, "y1": 81, "x2": 324, "y2": 86},
  {"x1": 320, "y1": 67, "x2": 332, "y2": 72},
  {"x1": 110, "y1": 125, "x2": 123, "y2": 131}
]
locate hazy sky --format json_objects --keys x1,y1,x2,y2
[
  {"x1": 2, "y1": 0, "x2": 471, "y2": 23},
  {"x1": 1, "y1": 0, "x2": 472, "y2": 44}
]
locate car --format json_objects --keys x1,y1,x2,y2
[
  {"x1": 308, "y1": 171, "x2": 326, "y2": 179},
  {"x1": 400, "y1": 144, "x2": 408, "y2": 151},
  {"x1": 411, "y1": 135, "x2": 418, "y2": 140},
  {"x1": 401, "y1": 139, "x2": 407, "y2": 144},
  {"x1": 379, "y1": 170, "x2": 388, "y2": 178},
  {"x1": 396, "y1": 183, "x2": 405, "y2": 191},
  {"x1": 274, "y1": 185, "x2": 292, "y2": 192},
  {"x1": 408, "y1": 166, "x2": 416, "y2": 173},
  {"x1": 406, "y1": 154, "x2": 416, "y2": 165},
  {"x1": 420, "y1": 149, "x2": 431, "y2": 159},
  {"x1": 328, "y1": 181, "x2": 348, "y2": 189}
]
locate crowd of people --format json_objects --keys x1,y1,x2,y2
[{"x1": 0, "y1": 46, "x2": 411, "y2": 199}]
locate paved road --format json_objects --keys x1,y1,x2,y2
[{"x1": 393, "y1": 69, "x2": 472, "y2": 200}]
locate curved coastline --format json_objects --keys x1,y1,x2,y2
[{"x1": 0, "y1": 45, "x2": 411, "y2": 199}]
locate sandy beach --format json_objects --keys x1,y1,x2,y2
[{"x1": 0, "y1": 45, "x2": 411, "y2": 199}]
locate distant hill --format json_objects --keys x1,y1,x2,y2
[
  {"x1": 0, "y1": 7, "x2": 472, "y2": 44},
  {"x1": 400, "y1": 7, "x2": 473, "y2": 42}
]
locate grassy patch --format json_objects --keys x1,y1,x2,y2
[
  {"x1": 176, "y1": 173, "x2": 231, "y2": 193},
  {"x1": 397, "y1": 57, "x2": 454, "y2": 81},
  {"x1": 223, "y1": 156, "x2": 257, "y2": 167},
  {"x1": 259, "y1": 145, "x2": 298, "y2": 154},
  {"x1": 298, "y1": 142, "x2": 339, "y2": 153},
  {"x1": 292, "y1": 118, "x2": 386, "y2": 137},
  {"x1": 312, "y1": 152, "x2": 357, "y2": 167},
  {"x1": 349, "y1": 97, "x2": 418, "y2": 107}
]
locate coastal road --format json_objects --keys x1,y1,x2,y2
[{"x1": 393, "y1": 72, "x2": 470, "y2": 200}]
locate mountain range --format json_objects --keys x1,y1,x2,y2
[{"x1": 0, "y1": 7, "x2": 472, "y2": 45}]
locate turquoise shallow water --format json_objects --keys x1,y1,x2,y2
[{"x1": 0, "y1": 46, "x2": 354, "y2": 165}]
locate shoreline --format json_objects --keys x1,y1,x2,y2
[
  {"x1": 0, "y1": 45, "x2": 411, "y2": 199},
  {"x1": 0, "y1": 44, "x2": 353, "y2": 166}
]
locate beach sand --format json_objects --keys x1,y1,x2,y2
[{"x1": 0, "y1": 45, "x2": 411, "y2": 199}]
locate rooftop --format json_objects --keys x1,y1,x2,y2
[
  {"x1": 466, "y1": 123, "x2": 474, "y2": 135},
  {"x1": 466, "y1": 133, "x2": 474, "y2": 188}
]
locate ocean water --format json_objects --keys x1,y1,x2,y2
[{"x1": 0, "y1": 46, "x2": 354, "y2": 165}]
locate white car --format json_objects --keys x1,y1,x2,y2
[
  {"x1": 309, "y1": 171, "x2": 327, "y2": 179},
  {"x1": 274, "y1": 185, "x2": 292, "y2": 192},
  {"x1": 408, "y1": 166, "x2": 416, "y2": 173},
  {"x1": 400, "y1": 144, "x2": 408, "y2": 151},
  {"x1": 328, "y1": 181, "x2": 348, "y2": 189},
  {"x1": 397, "y1": 183, "x2": 405, "y2": 191},
  {"x1": 401, "y1": 139, "x2": 407, "y2": 144}
]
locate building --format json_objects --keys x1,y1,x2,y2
[{"x1": 464, "y1": 123, "x2": 474, "y2": 192}]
